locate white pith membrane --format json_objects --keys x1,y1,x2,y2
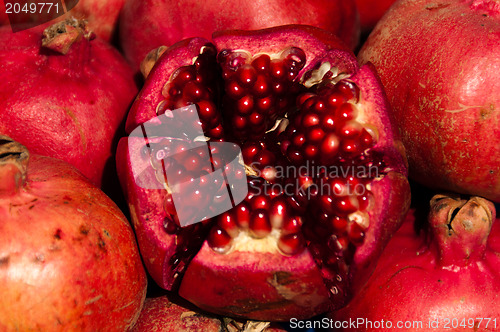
[{"x1": 148, "y1": 43, "x2": 388, "y2": 305}]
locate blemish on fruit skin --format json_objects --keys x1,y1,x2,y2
[{"x1": 0, "y1": 255, "x2": 9, "y2": 267}]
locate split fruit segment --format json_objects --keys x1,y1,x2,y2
[{"x1": 117, "y1": 25, "x2": 410, "y2": 321}]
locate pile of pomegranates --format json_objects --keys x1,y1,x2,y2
[{"x1": 1, "y1": 0, "x2": 499, "y2": 330}]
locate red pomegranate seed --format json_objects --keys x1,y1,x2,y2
[
  {"x1": 218, "y1": 212, "x2": 240, "y2": 238},
  {"x1": 237, "y1": 64, "x2": 257, "y2": 87},
  {"x1": 337, "y1": 103, "x2": 358, "y2": 121},
  {"x1": 260, "y1": 97, "x2": 275, "y2": 113},
  {"x1": 251, "y1": 54, "x2": 271, "y2": 73},
  {"x1": 339, "y1": 121, "x2": 362, "y2": 139},
  {"x1": 207, "y1": 226, "x2": 233, "y2": 251},
  {"x1": 281, "y1": 216, "x2": 303, "y2": 235},
  {"x1": 269, "y1": 198, "x2": 288, "y2": 229},
  {"x1": 235, "y1": 202, "x2": 251, "y2": 229},
  {"x1": 326, "y1": 91, "x2": 347, "y2": 108},
  {"x1": 237, "y1": 95, "x2": 254, "y2": 114},
  {"x1": 278, "y1": 233, "x2": 305, "y2": 256},
  {"x1": 348, "y1": 222, "x2": 365, "y2": 246},
  {"x1": 226, "y1": 80, "x2": 246, "y2": 99},
  {"x1": 333, "y1": 196, "x2": 360, "y2": 215},
  {"x1": 252, "y1": 75, "x2": 270, "y2": 97},
  {"x1": 249, "y1": 209, "x2": 272, "y2": 238},
  {"x1": 270, "y1": 59, "x2": 285, "y2": 80},
  {"x1": 183, "y1": 81, "x2": 205, "y2": 101}
]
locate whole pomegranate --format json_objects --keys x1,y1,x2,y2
[
  {"x1": 0, "y1": 136, "x2": 147, "y2": 331},
  {"x1": 119, "y1": 0, "x2": 360, "y2": 71},
  {"x1": 0, "y1": 0, "x2": 125, "y2": 41},
  {"x1": 358, "y1": 0, "x2": 500, "y2": 202},
  {"x1": 332, "y1": 195, "x2": 500, "y2": 331},
  {"x1": 354, "y1": 0, "x2": 397, "y2": 33},
  {"x1": 0, "y1": 19, "x2": 138, "y2": 188},
  {"x1": 117, "y1": 25, "x2": 410, "y2": 321},
  {"x1": 133, "y1": 293, "x2": 287, "y2": 331}
]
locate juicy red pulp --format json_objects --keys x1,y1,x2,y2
[{"x1": 147, "y1": 42, "x2": 385, "y2": 307}]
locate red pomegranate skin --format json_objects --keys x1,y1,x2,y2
[
  {"x1": 132, "y1": 296, "x2": 223, "y2": 332},
  {"x1": 0, "y1": 0, "x2": 125, "y2": 42},
  {"x1": 355, "y1": 0, "x2": 397, "y2": 33},
  {"x1": 358, "y1": 0, "x2": 500, "y2": 202},
  {"x1": 119, "y1": 0, "x2": 360, "y2": 71},
  {"x1": 0, "y1": 137, "x2": 147, "y2": 331},
  {"x1": 0, "y1": 20, "x2": 138, "y2": 187},
  {"x1": 332, "y1": 197, "x2": 500, "y2": 331},
  {"x1": 117, "y1": 25, "x2": 410, "y2": 322}
]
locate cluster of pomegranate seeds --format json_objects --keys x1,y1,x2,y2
[
  {"x1": 217, "y1": 47, "x2": 306, "y2": 141},
  {"x1": 158, "y1": 46, "x2": 224, "y2": 139},
  {"x1": 240, "y1": 136, "x2": 288, "y2": 183},
  {"x1": 207, "y1": 177, "x2": 306, "y2": 256},
  {"x1": 279, "y1": 80, "x2": 375, "y2": 165}
]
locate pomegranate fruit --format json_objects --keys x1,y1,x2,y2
[
  {"x1": 355, "y1": 0, "x2": 397, "y2": 33},
  {"x1": 0, "y1": 0, "x2": 125, "y2": 41},
  {"x1": 133, "y1": 293, "x2": 287, "y2": 331},
  {"x1": 358, "y1": 0, "x2": 500, "y2": 202},
  {"x1": 119, "y1": 0, "x2": 360, "y2": 71},
  {"x1": 133, "y1": 295, "x2": 223, "y2": 332},
  {"x1": 0, "y1": 136, "x2": 147, "y2": 331},
  {"x1": 332, "y1": 195, "x2": 500, "y2": 331},
  {"x1": 0, "y1": 19, "x2": 137, "y2": 188},
  {"x1": 117, "y1": 25, "x2": 410, "y2": 321}
]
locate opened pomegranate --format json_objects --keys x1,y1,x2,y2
[
  {"x1": 0, "y1": 0, "x2": 125, "y2": 41},
  {"x1": 358, "y1": 0, "x2": 500, "y2": 202},
  {"x1": 117, "y1": 25, "x2": 410, "y2": 321},
  {"x1": 0, "y1": 136, "x2": 147, "y2": 331},
  {"x1": 119, "y1": 0, "x2": 360, "y2": 71},
  {"x1": 0, "y1": 19, "x2": 137, "y2": 188},
  {"x1": 332, "y1": 195, "x2": 500, "y2": 331}
]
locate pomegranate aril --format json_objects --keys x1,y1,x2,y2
[
  {"x1": 237, "y1": 95, "x2": 254, "y2": 114},
  {"x1": 270, "y1": 59, "x2": 285, "y2": 80},
  {"x1": 208, "y1": 226, "x2": 233, "y2": 252},
  {"x1": 281, "y1": 216, "x2": 303, "y2": 235},
  {"x1": 163, "y1": 217, "x2": 179, "y2": 234},
  {"x1": 337, "y1": 103, "x2": 358, "y2": 121},
  {"x1": 235, "y1": 203, "x2": 251, "y2": 229},
  {"x1": 336, "y1": 80, "x2": 359, "y2": 102},
  {"x1": 218, "y1": 212, "x2": 240, "y2": 238},
  {"x1": 252, "y1": 54, "x2": 271, "y2": 73},
  {"x1": 278, "y1": 233, "x2": 305, "y2": 256},
  {"x1": 348, "y1": 222, "x2": 365, "y2": 246},
  {"x1": 252, "y1": 75, "x2": 270, "y2": 97},
  {"x1": 226, "y1": 80, "x2": 246, "y2": 99},
  {"x1": 269, "y1": 198, "x2": 288, "y2": 229},
  {"x1": 237, "y1": 65, "x2": 257, "y2": 87},
  {"x1": 334, "y1": 196, "x2": 360, "y2": 215},
  {"x1": 249, "y1": 209, "x2": 272, "y2": 238}
]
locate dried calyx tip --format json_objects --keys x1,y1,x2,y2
[{"x1": 42, "y1": 18, "x2": 94, "y2": 55}]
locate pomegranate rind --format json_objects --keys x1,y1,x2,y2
[
  {"x1": 333, "y1": 205, "x2": 500, "y2": 331},
  {"x1": 358, "y1": 0, "x2": 500, "y2": 202},
  {"x1": 178, "y1": 243, "x2": 330, "y2": 321},
  {"x1": 0, "y1": 153, "x2": 147, "y2": 331},
  {"x1": 117, "y1": 136, "x2": 177, "y2": 289}
]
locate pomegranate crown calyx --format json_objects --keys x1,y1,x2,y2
[
  {"x1": 429, "y1": 194, "x2": 496, "y2": 266},
  {"x1": 0, "y1": 136, "x2": 29, "y2": 196},
  {"x1": 42, "y1": 18, "x2": 95, "y2": 55}
]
